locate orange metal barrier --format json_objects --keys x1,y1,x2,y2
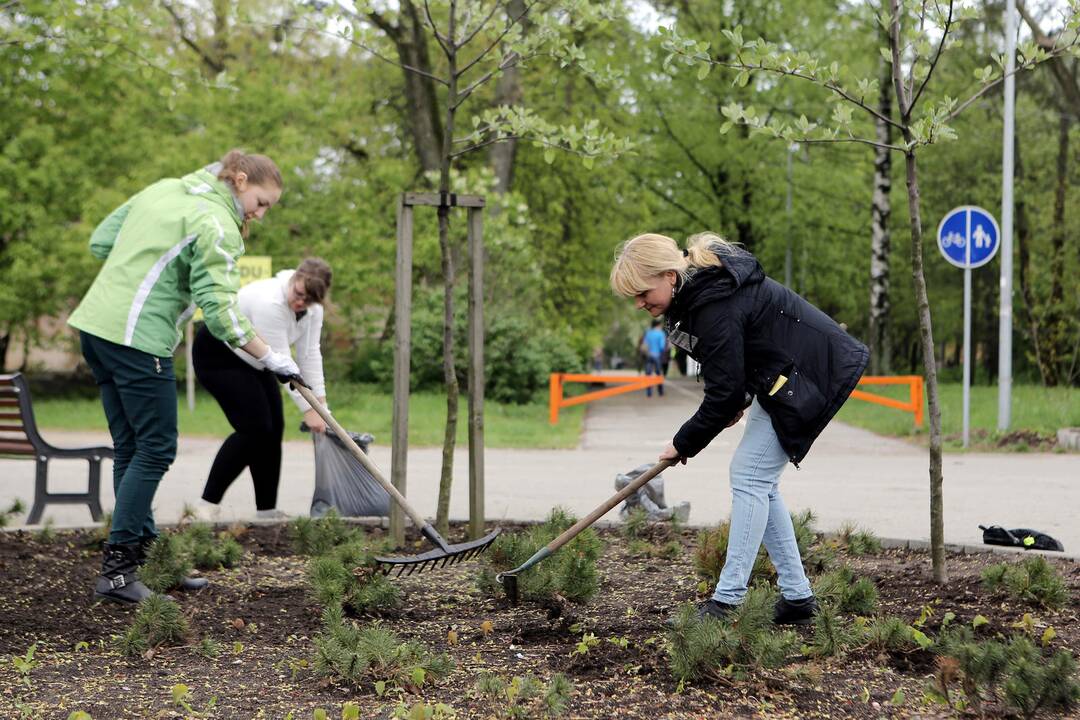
[
  {"x1": 549, "y1": 373, "x2": 665, "y2": 424},
  {"x1": 850, "y1": 375, "x2": 924, "y2": 427}
]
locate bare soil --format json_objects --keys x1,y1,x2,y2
[{"x1": 0, "y1": 523, "x2": 1078, "y2": 719}]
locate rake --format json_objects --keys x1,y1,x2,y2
[
  {"x1": 496, "y1": 458, "x2": 676, "y2": 604},
  {"x1": 291, "y1": 381, "x2": 500, "y2": 576}
]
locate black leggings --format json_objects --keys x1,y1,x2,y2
[{"x1": 192, "y1": 325, "x2": 284, "y2": 510}]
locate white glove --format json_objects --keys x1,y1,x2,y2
[{"x1": 257, "y1": 349, "x2": 300, "y2": 377}]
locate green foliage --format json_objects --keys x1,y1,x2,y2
[
  {"x1": 693, "y1": 521, "x2": 772, "y2": 586},
  {"x1": 138, "y1": 533, "x2": 193, "y2": 593},
  {"x1": 119, "y1": 595, "x2": 188, "y2": 657},
  {"x1": 176, "y1": 523, "x2": 244, "y2": 570},
  {"x1": 290, "y1": 510, "x2": 360, "y2": 557},
  {"x1": 837, "y1": 523, "x2": 882, "y2": 556},
  {"x1": 936, "y1": 626, "x2": 1080, "y2": 718},
  {"x1": 359, "y1": 288, "x2": 582, "y2": 404},
  {"x1": 981, "y1": 557, "x2": 1070, "y2": 610},
  {"x1": 312, "y1": 607, "x2": 452, "y2": 690},
  {"x1": 621, "y1": 507, "x2": 649, "y2": 540},
  {"x1": 812, "y1": 566, "x2": 878, "y2": 615},
  {"x1": 474, "y1": 672, "x2": 574, "y2": 718},
  {"x1": 863, "y1": 616, "x2": 918, "y2": 652},
  {"x1": 478, "y1": 507, "x2": 603, "y2": 603},
  {"x1": 666, "y1": 585, "x2": 799, "y2": 682},
  {"x1": 0, "y1": 499, "x2": 25, "y2": 528},
  {"x1": 808, "y1": 603, "x2": 859, "y2": 658},
  {"x1": 307, "y1": 540, "x2": 400, "y2": 614}
]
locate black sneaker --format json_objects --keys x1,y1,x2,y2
[
  {"x1": 773, "y1": 595, "x2": 819, "y2": 625},
  {"x1": 696, "y1": 599, "x2": 738, "y2": 622}
]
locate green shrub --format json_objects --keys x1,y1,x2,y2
[
  {"x1": 622, "y1": 507, "x2": 649, "y2": 540},
  {"x1": 693, "y1": 522, "x2": 773, "y2": 586},
  {"x1": 290, "y1": 510, "x2": 360, "y2": 556},
  {"x1": 478, "y1": 507, "x2": 603, "y2": 603},
  {"x1": 981, "y1": 556, "x2": 1069, "y2": 610},
  {"x1": 176, "y1": 523, "x2": 244, "y2": 570},
  {"x1": 474, "y1": 672, "x2": 574, "y2": 718},
  {"x1": 813, "y1": 566, "x2": 878, "y2": 615},
  {"x1": 313, "y1": 607, "x2": 452, "y2": 689},
  {"x1": 119, "y1": 595, "x2": 188, "y2": 657},
  {"x1": 808, "y1": 603, "x2": 860, "y2": 657},
  {"x1": 308, "y1": 541, "x2": 400, "y2": 614},
  {"x1": 358, "y1": 288, "x2": 582, "y2": 404},
  {"x1": 666, "y1": 585, "x2": 799, "y2": 682},
  {"x1": 936, "y1": 626, "x2": 1080, "y2": 718},
  {"x1": 0, "y1": 499, "x2": 25, "y2": 528},
  {"x1": 837, "y1": 523, "x2": 882, "y2": 555},
  {"x1": 864, "y1": 616, "x2": 917, "y2": 652},
  {"x1": 138, "y1": 534, "x2": 193, "y2": 593}
]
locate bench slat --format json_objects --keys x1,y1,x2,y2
[
  {"x1": 0, "y1": 398, "x2": 18, "y2": 406},
  {"x1": 0, "y1": 440, "x2": 36, "y2": 455},
  {"x1": 0, "y1": 423, "x2": 27, "y2": 432}
]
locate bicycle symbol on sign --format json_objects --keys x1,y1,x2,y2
[{"x1": 940, "y1": 231, "x2": 966, "y2": 249}]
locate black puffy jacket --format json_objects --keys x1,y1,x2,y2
[{"x1": 667, "y1": 246, "x2": 869, "y2": 465}]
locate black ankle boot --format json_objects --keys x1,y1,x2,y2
[
  {"x1": 774, "y1": 595, "x2": 819, "y2": 625},
  {"x1": 95, "y1": 543, "x2": 159, "y2": 604},
  {"x1": 137, "y1": 538, "x2": 209, "y2": 592}
]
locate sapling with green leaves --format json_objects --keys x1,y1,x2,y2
[{"x1": 659, "y1": 1, "x2": 1080, "y2": 584}]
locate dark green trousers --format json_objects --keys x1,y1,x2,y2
[{"x1": 80, "y1": 331, "x2": 177, "y2": 545}]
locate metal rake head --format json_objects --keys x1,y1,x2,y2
[{"x1": 375, "y1": 528, "x2": 501, "y2": 577}]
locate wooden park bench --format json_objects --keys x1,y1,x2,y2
[{"x1": 0, "y1": 373, "x2": 112, "y2": 524}]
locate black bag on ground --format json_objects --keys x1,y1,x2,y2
[
  {"x1": 979, "y1": 524, "x2": 1064, "y2": 552},
  {"x1": 308, "y1": 426, "x2": 390, "y2": 518}
]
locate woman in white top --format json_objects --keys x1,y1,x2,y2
[{"x1": 192, "y1": 258, "x2": 332, "y2": 518}]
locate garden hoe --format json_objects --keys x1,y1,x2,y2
[
  {"x1": 291, "y1": 381, "x2": 500, "y2": 576},
  {"x1": 496, "y1": 458, "x2": 676, "y2": 604}
]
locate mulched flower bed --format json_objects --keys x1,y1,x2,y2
[{"x1": 0, "y1": 522, "x2": 1077, "y2": 719}]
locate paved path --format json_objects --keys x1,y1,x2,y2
[{"x1": 2, "y1": 378, "x2": 1077, "y2": 553}]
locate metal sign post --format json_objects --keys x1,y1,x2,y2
[{"x1": 937, "y1": 206, "x2": 1000, "y2": 447}]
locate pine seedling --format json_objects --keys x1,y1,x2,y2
[
  {"x1": 308, "y1": 540, "x2": 400, "y2": 614},
  {"x1": 808, "y1": 602, "x2": 859, "y2": 658},
  {"x1": 791, "y1": 509, "x2": 834, "y2": 572},
  {"x1": 0, "y1": 498, "x2": 25, "y2": 528},
  {"x1": 622, "y1": 507, "x2": 649, "y2": 540},
  {"x1": 838, "y1": 523, "x2": 882, "y2": 555},
  {"x1": 138, "y1": 533, "x2": 193, "y2": 593},
  {"x1": 177, "y1": 523, "x2": 244, "y2": 570},
  {"x1": 1002, "y1": 636, "x2": 1080, "y2": 719},
  {"x1": 864, "y1": 616, "x2": 917, "y2": 652},
  {"x1": 813, "y1": 566, "x2": 878, "y2": 614},
  {"x1": 982, "y1": 556, "x2": 1069, "y2": 610},
  {"x1": 475, "y1": 672, "x2": 573, "y2": 718},
  {"x1": 119, "y1": 595, "x2": 188, "y2": 657},
  {"x1": 290, "y1": 510, "x2": 358, "y2": 556},
  {"x1": 666, "y1": 604, "x2": 739, "y2": 682},
  {"x1": 694, "y1": 522, "x2": 773, "y2": 586}
]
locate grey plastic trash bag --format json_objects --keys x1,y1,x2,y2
[
  {"x1": 616, "y1": 463, "x2": 690, "y2": 523},
  {"x1": 310, "y1": 429, "x2": 390, "y2": 518}
]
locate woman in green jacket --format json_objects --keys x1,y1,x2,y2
[{"x1": 69, "y1": 149, "x2": 299, "y2": 603}]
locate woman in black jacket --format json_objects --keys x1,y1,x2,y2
[{"x1": 610, "y1": 232, "x2": 869, "y2": 624}]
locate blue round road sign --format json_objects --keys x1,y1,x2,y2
[{"x1": 937, "y1": 206, "x2": 1000, "y2": 269}]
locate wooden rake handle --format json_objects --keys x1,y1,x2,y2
[
  {"x1": 291, "y1": 381, "x2": 429, "y2": 531},
  {"x1": 546, "y1": 458, "x2": 677, "y2": 555}
]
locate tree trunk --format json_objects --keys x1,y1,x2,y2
[
  {"x1": 1045, "y1": 112, "x2": 1069, "y2": 384},
  {"x1": 435, "y1": 4, "x2": 460, "y2": 537},
  {"x1": 489, "y1": 0, "x2": 527, "y2": 193},
  {"x1": 890, "y1": 0, "x2": 945, "y2": 583},
  {"x1": 0, "y1": 331, "x2": 8, "y2": 372},
  {"x1": 1015, "y1": 124, "x2": 1052, "y2": 385},
  {"x1": 868, "y1": 50, "x2": 894, "y2": 375}
]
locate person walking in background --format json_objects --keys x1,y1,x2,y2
[
  {"x1": 610, "y1": 231, "x2": 869, "y2": 626},
  {"x1": 642, "y1": 318, "x2": 668, "y2": 397},
  {"x1": 68, "y1": 149, "x2": 299, "y2": 603},
  {"x1": 193, "y1": 258, "x2": 332, "y2": 520}
]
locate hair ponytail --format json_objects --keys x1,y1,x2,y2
[
  {"x1": 610, "y1": 231, "x2": 734, "y2": 297},
  {"x1": 216, "y1": 149, "x2": 283, "y2": 190}
]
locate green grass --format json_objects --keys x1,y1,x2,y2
[
  {"x1": 836, "y1": 382, "x2": 1080, "y2": 451},
  {"x1": 30, "y1": 382, "x2": 584, "y2": 449}
]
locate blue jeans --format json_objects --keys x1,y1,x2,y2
[
  {"x1": 644, "y1": 355, "x2": 664, "y2": 396},
  {"x1": 713, "y1": 399, "x2": 812, "y2": 604}
]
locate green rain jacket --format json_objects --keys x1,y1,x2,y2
[{"x1": 69, "y1": 165, "x2": 256, "y2": 358}]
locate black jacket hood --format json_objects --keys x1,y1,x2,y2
[{"x1": 668, "y1": 245, "x2": 766, "y2": 319}]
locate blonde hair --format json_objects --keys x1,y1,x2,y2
[
  {"x1": 216, "y1": 149, "x2": 283, "y2": 190},
  {"x1": 609, "y1": 231, "x2": 735, "y2": 297}
]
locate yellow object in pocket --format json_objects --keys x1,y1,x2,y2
[{"x1": 768, "y1": 374, "x2": 789, "y2": 396}]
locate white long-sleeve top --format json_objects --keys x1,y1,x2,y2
[{"x1": 231, "y1": 269, "x2": 327, "y2": 411}]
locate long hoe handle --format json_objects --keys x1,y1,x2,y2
[
  {"x1": 291, "y1": 382, "x2": 430, "y2": 533},
  {"x1": 498, "y1": 458, "x2": 677, "y2": 582}
]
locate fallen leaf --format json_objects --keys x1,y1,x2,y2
[
  {"x1": 231, "y1": 618, "x2": 245, "y2": 630},
  {"x1": 480, "y1": 620, "x2": 494, "y2": 636},
  {"x1": 447, "y1": 629, "x2": 458, "y2": 645}
]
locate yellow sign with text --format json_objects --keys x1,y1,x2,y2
[{"x1": 192, "y1": 256, "x2": 272, "y2": 321}]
